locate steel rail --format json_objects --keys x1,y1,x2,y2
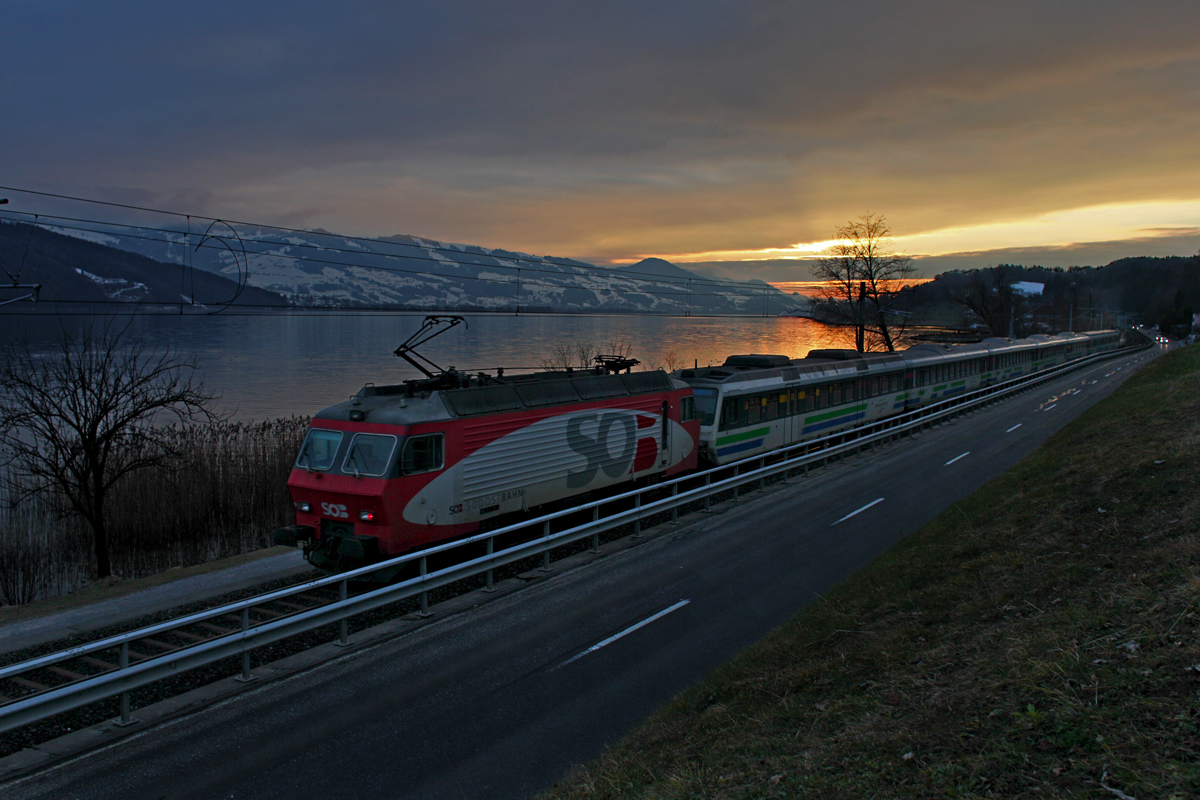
[{"x1": 0, "y1": 340, "x2": 1149, "y2": 734}]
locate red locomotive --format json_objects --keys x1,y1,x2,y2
[{"x1": 274, "y1": 317, "x2": 701, "y2": 570}]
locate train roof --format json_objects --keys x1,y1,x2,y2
[
  {"x1": 675, "y1": 330, "x2": 1122, "y2": 389},
  {"x1": 313, "y1": 367, "x2": 680, "y2": 425},
  {"x1": 678, "y1": 350, "x2": 902, "y2": 387}
]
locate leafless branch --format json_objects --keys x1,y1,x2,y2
[
  {"x1": 809, "y1": 215, "x2": 916, "y2": 351},
  {"x1": 0, "y1": 320, "x2": 224, "y2": 578}
]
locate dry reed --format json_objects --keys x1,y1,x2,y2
[{"x1": 0, "y1": 416, "x2": 309, "y2": 603}]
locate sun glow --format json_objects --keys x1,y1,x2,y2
[
  {"x1": 627, "y1": 199, "x2": 1200, "y2": 265},
  {"x1": 770, "y1": 279, "x2": 932, "y2": 298}
]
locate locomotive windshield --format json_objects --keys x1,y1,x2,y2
[
  {"x1": 690, "y1": 388, "x2": 719, "y2": 426},
  {"x1": 343, "y1": 433, "x2": 398, "y2": 477},
  {"x1": 296, "y1": 429, "x2": 343, "y2": 472}
]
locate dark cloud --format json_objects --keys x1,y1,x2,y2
[{"x1": 5, "y1": 1, "x2": 1200, "y2": 261}]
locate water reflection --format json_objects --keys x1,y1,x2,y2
[{"x1": 2, "y1": 312, "x2": 852, "y2": 420}]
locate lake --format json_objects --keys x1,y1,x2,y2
[{"x1": 3, "y1": 311, "x2": 852, "y2": 420}]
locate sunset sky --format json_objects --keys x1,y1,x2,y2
[{"x1": 4, "y1": 1, "x2": 1200, "y2": 281}]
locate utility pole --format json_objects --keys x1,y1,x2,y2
[
  {"x1": 856, "y1": 281, "x2": 866, "y2": 352},
  {"x1": 0, "y1": 198, "x2": 43, "y2": 306}
]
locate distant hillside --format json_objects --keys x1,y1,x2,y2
[
  {"x1": 613, "y1": 257, "x2": 711, "y2": 283},
  {"x1": 919, "y1": 256, "x2": 1200, "y2": 334},
  {"x1": 60, "y1": 224, "x2": 796, "y2": 315},
  {"x1": 0, "y1": 221, "x2": 289, "y2": 308}
]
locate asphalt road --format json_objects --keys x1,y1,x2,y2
[{"x1": 1, "y1": 346, "x2": 1163, "y2": 800}]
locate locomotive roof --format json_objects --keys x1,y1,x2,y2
[{"x1": 313, "y1": 368, "x2": 679, "y2": 426}]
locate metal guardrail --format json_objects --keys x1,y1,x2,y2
[{"x1": 0, "y1": 341, "x2": 1149, "y2": 734}]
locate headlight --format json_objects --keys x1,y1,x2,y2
[{"x1": 295, "y1": 501, "x2": 311, "y2": 513}]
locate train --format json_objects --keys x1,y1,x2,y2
[
  {"x1": 685, "y1": 329, "x2": 1122, "y2": 465},
  {"x1": 273, "y1": 322, "x2": 1122, "y2": 571},
  {"x1": 273, "y1": 349, "x2": 701, "y2": 571}
]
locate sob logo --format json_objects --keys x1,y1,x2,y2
[
  {"x1": 566, "y1": 412, "x2": 635, "y2": 488},
  {"x1": 320, "y1": 502, "x2": 349, "y2": 519}
]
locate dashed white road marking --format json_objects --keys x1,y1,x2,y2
[
  {"x1": 1043, "y1": 404, "x2": 1057, "y2": 411},
  {"x1": 833, "y1": 497, "x2": 885, "y2": 525},
  {"x1": 944, "y1": 452, "x2": 970, "y2": 466},
  {"x1": 556, "y1": 600, "x2": 691, "y2": 669},
  {"x1": 1006, "y1": 423, "x2": 1022, "y2": 433}
]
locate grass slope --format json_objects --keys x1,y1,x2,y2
[{"x1": 543, "y1": 346, "x2": 1200, "y2": 799}]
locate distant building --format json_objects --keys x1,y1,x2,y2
[{"x1": 1012, "y1": 281, "x2": 1044, "y2": 297}]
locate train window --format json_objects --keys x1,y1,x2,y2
[
  {"x1": 767, "y1": 395, "x2": 779, "y2": 421},
  {"x1": 401, "y1": 433, "x2": 444, "y2": 475},
  {"x1": 689, "y1": 388, "x2": 717, "y2": 425},
  {"x1": 296, "y1": 429, "x2": 343, "y2": 472},
  {"x1": 343, "y1": 434, "x2": 398, "y2": 477},
  {"x1": 719, "y1": 398, "x2": 739, "y2": 430},
  {"x1": 844, "y1": 381, "x2": 855, "y2": 402},
  {"x1": 680, "y1": 396, "x2": 698, "y2": 423}
]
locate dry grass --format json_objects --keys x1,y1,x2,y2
[
  {"x1": 0, "y1": 417, "x2": 309, "y2": 603},
  {"x1": 543, "y1": 347, "x2": 1200, "y2": 799}
]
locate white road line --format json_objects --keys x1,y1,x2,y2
[
  {"x1": 1043, "y1": 404, "x2": 1057, "y2": 411},
  {"x1": 833, "y1": 497, "x2": 885, "y2": 525},
  {"x1": 944, "y1": 452, "x2": 969, "y2": 466},
  {"x1": 556, "y1": 600, "x2": 691, "y2": 669},
  {"x1": 1006, "y1": 423, "x2": 1022, "y2": 433}
]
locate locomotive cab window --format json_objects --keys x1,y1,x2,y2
[
  {"x1": 401, "y1": 433, "x2": 444, "y2": 475},
  {"x1": 342, "y1": 433, "x2": 398, "y2": 477},
  {"x1": 296, "y1": 429, "x2": 343, "y2": 472}
]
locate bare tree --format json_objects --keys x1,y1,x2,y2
[
  {"x1": 661, "y1": 350, "x2": 686, "y2": 372},
  {"x1": 644, "y1": 350, "x2": 688, "y2": 373},
  {"x1": 600, "y1": 337, "x2": 634, "y2": 361},
  {"x1": 810, "y1": 215, "x2": 917, "y2": 351},
  {"x1": 575, "y1": 341, "x2": 598, "y2": 369},
  {"x1": 951, "y1": 266, "x2": 1022, "y2": 337},
  {"x1": 540, "y1": 341, "x2": 599, "y2": 371},
  {"x1": 0, "y1": 322, "x2": 221, "y2": 579},
  {"x1": 539, "y1": 343, "x2": 577, "y2": 371},
  {"x1": 541, "y1": 339, "x2": 634, "y2": 371}
]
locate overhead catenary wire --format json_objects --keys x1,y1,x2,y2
[
  {"x1": 0, "y1": 299, "x2": 779, "y2": 319},
  {"x1": 0, "y1": 214, "x2": 777, "y2": 308},
  {"x1": 0, "y1": 214, "x2": 785, "y2": 319},
  {"x1": 0, "y1": 184, "x2": 783, "y2": 292}
]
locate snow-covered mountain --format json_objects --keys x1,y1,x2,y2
[{"x1": 82, "y1": 224, "x2": 797, "y2": 315}]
